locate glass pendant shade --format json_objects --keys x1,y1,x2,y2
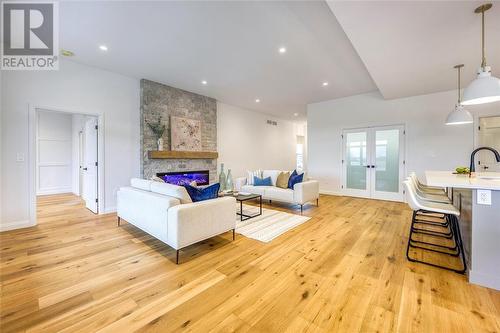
[
  {"x1": 462, "y1": 66, "x2": 500, "y2": 105},
  {"x1": 445, "y1": 104, "x2": 473, "y2": 125}
]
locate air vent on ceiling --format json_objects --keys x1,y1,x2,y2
[{"x1": 266, "y1": 120, "x2": 278, "y2": 126}]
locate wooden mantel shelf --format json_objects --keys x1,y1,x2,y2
[{"x1": 148, "y1": 150, "x2": 218, "y2": 160}]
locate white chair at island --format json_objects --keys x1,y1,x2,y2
[{"x1": 403, "y1": 179, "x2": 466, "y2": 274}]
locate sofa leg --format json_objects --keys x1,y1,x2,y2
[
  {"x1": 232, "y1": 228, "x2": 235, "y2": 241},
  {"x1": 269, "y1": 200, "x2": 272, "y2": 205},
  {"x1": 300, "y1": 204, "x2": 303, "y2": 215},
  {"x1": 317, "y1": 198, "x2": 319, "y2": 207},
  {"x1": 117, "y1": 216, "x2": 121, "y2": 226},
  {"x1": 176, "y1": 250, "x2": 180, "y2": 264}
]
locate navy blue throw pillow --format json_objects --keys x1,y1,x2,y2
[
  {"x1": 254, "y1": 176, "x2": 272, "y2": 186},
  {"x1": 183, "y1": 183, "x2": 220, "y2": 202},
  {"x1": 288, "y1": 171, "x2": 303, "y2": 189},
  {"x1": 287, "y1": 170, "x2": 298, "y2": 188}
]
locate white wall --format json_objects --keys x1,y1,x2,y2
[
  {"x1": 217, "y1": 102, "x2": 298, "y2": 179},
  {"x1": 0, "y1": 69, "x2": 4, "y2": 223},
  {"x1": 307, "y1": 90, "x2": 500, "y2": 195},
  {"x1": 1, "y1": 59, "x2": 140, "y2": 230},
  {"x1": 36, "y1": 110, "x2": 73, "y2": 195}
]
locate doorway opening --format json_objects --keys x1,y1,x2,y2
[
  {"x1": 341, "y1": 124, "x2": 406, "y2": 202},
  {"x1": 30, "y1": 107, "x2": 102, "y2": 226},
  {"x1": 477, "y1": 116, "x2": 500, "y2": 172}
]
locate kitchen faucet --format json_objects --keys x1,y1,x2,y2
[{"x1": 469, "y1": 147, "x2": 500, "y2": 177}]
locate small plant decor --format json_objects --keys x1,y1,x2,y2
[{"x1": 146, "y1": 117, "x2": 166, "y2": 150}]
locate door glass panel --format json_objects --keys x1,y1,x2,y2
[
  {"x1": 375, "y1": 129, "x2": 400, "y2": 192},
  {"x1": 345, "y1": 132, "x2": 367, "y2": 190}
]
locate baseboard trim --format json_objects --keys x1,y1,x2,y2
[
  {"x1": 37, "y1": 187, "x2": 72, "y2": 196},
  {"x1": 0, "y1": 220, "x2": 36, "y2": 232},
  {"x1": 319, "y1": 190, "x2": 343, "y2": 196},
  {"x1": 469, "y1": 270, "x2": 500, "y2": 291},
  {"x1": 102, "y1": 206, "x2": 116, "y2": 214}
]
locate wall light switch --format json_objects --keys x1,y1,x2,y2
[
  {"x1": 16, "y1": 153, "x2": 25, "y2": 162},
  {"x1": 477, "y1": 189, "x2": 492, "y2": 205}
]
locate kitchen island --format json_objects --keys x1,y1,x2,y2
[{"x1": 425, "y1": 171, "x2": 500, "y2": 290}]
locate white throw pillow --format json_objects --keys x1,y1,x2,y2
[
  {"x1": 246, "y1": 170, "x2": 262, "y2": 185},
  {"x1": 262, "y1": 170, "x2": 281, "y2": 186},
  {"x1": 150, "y1": 175, "x2": 165, "y2": 183},
  {"x1": 130, "y1": 178, "x2": 153, "y2": 191},
  {"x1": 150, "y1": 182, "x2": 192, "y2": 204}
]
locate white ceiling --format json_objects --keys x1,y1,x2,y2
[
  {"x1": 328, "y1": 1, "x2": 500, "y2": 100},
  {"x1": 59, "y1": 1, "x2": 376, "y2": 119},
  {"x1": 60, "y1": 1, "x2": 500, "y2": 118}
]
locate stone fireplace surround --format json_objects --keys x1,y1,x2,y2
[{"x1": 140, "y1": 79, "x2": 217, "y2": 183}]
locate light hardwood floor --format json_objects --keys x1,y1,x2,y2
[{"x1": 1, "y1": 193, "x2": 499, "y2": 332}]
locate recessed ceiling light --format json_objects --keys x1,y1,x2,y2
[
  {"x1": 99, "y1": 45, "x2": 108, "y2": 51},
  {"x1": 322, "y1": 82, "x2": 329, "y2": 86},
  {"x1": 255, "y1": 99, "x2": 260, "y2": 103},
  {"x1": 293, "y1": 113, "x2": 299, "y2": 117},
  {"x1": 201, "y1": 80, "x2": 208, "y2": 85},
  {"x1": 279, "y1": 47, "x2": 286, "y2": 54}
]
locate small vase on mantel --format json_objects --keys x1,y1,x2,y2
[
  {"x1": 226, "y1": 169, "x2": 234, "y2": 192},
  {"x1": 157, "y1": 137, "x2": 164, "y2": 151},
  {"x1": 219, "y1": 163, "x2": 226, "y2": 192}
]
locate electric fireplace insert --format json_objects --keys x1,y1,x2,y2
[{"x1": 157, "y1": 170, "x2": 209, "y2": 186}]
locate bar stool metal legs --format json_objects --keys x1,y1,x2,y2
[
  {"x1": 406, "y1": 210, "x2": 467, "y2": 274},
  {"x1": 409, "y1": 211, "x2": 458, "y2": 253}
]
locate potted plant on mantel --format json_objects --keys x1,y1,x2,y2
[{"x1": 146, "y1": 117, "x2": 166, "y2": 151}]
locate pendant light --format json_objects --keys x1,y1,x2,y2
[
  {"x1": 462, "y1": 3, "x2": 500, "y2": 105},
  {"x1": 446, "y1": 64, "x2": 473, "y2": 125}
]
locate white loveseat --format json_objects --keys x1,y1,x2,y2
[
  {"x1": 117, "y1": 178, "x2": 236, "y2": 263},
  {"x1": 235, "y1": 170, "x2": 319, "y2": 213}
]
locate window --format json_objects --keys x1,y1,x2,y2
[
  {"x1": 296, "y1": 143, "x2": 304, "y2": 171},
  {"x1": 375, "y1": 139, "x2": 388, "y2": 171},
  {"x1": 296, "y1": 135, "x2": 305, "y2": 172}
]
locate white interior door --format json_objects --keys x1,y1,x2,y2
[
  {"x1": 478, "y1": 116, "x2": 500, "y2": 172},
  {"x1": 82, "y1": 117, "x2": 98, "y2": 213},
  {"x1": 370, "y1": 125, "x2": 405, "y2": 201},
  {"x1": 78, "y1": 131, "x2": 84, "y2": 196},
  {"x1": 342, "y1": 129, "x2": 371, "y2": 198},
  {"x1": 342, "y1": 125, "x2": 405, "y2": 202}
]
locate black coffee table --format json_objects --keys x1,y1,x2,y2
[{"x1": 235, "y1": 193, "x2": 262, "y2": 221}]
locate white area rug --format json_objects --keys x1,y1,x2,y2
[{"x1": 235, "y1": 204, "x2": 311, "y2": 243}]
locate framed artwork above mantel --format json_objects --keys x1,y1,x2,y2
[{"x1": 170, "y1": 116, "x2": 202, "y2": 151}]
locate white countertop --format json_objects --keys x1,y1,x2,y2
[{"x1": 425, "y1": 171, "x2": 500, "y2": 190}]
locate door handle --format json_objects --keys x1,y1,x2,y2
[{"x1": 83, "y1": 167, "x2": 88, "y2": 171}]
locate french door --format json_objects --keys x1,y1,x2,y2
[{"x1": 342, "y1": 125, "x2": 405, "y2": 202}]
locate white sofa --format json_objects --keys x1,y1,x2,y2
[
  {"x1": 117, "y1": 178, "x2": 236, "y2": 263},
  {"x1": 235, "y1": 170, "x2": 319, "y2": 213}
]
